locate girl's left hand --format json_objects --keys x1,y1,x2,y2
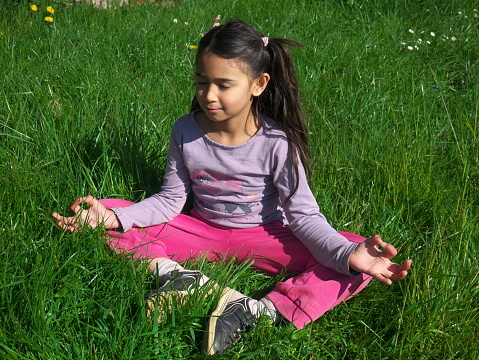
[{"x1": 348, "y1": 235, "x2": 411, "y2": 284}]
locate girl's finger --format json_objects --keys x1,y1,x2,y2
[
  {"x1": 64, "y1": 225, "x2": 77, "y2": 233},
  {"x1": 378, "y1": 241, "x2": 398, "y2": 259},
  {"x1": 399, "y1": 259, "x2": 412, "y2": 271},
  {"x1": 367, "y1": 235, "x2": 382, "y2": 247},
  {"x1": 390, "y1": 267, "x2": 409, "y2": 281},
  {"x1": 387, "y1": 260, "x2": 411, "y2": 277},
  {"x1": 51, "y1": 212, "x2": 62, "y2": 221},
  {"x1": 375, "y1": 273, "x2": 393, "y2": 285},
  {"x1": 70, "y1": 197, "x2": 85, "y2": 214},
  {"x1": 57, "y1": 220, "x2": 70, "y2": 232},
  {"x1": 70, "y1": 196, "x2": 98, "y2": 216}
]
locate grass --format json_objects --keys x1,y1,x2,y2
[{"x1": 1, "y1": 0, "x2": 478, "y2": 358}]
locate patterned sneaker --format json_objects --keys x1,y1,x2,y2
[
  {"x1": 145, "y1": 269, "x2": 209, "y2": 323},
  {"x1": 202, "y1": 288, "x2": 257, "y2": 355}
]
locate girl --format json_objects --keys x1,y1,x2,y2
[{"x1": 52, "y1": 17, "x2": 411, "y2": 356}]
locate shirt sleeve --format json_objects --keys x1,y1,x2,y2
[
  {"x1": 272, "y1": 140, "x2": 360, "y2": 276},
  {"x1": 112, "y1": 126, "x2": 191, "y2": 231}
]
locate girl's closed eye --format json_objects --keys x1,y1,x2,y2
[{"x1": 195, "y1": 81, "x2": 230, "y2": 90}]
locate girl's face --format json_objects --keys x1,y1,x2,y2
[{"x1": 195, "y1": 54, "x2": 269, "y2": 125}]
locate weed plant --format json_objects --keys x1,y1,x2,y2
[{"x1": 1, "y1": 0, "x2": 478, "y2": 359}]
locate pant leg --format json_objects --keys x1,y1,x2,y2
[
  {"x1": 267, "y1": 255, "x2": 371, "y2": 329},
  {"x1": 101, "y1": 199, "x2": 230, "y2": 262},
  {"x1": 225, "y1": 222, "x2": 372, "y2": 329}
]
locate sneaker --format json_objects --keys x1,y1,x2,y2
[
  {"x1": 145, "y1": 269, "x2": 207, "y2": 323},
  {"x1": 202, "y1": 288, "x2": 257, "y2": 355}
]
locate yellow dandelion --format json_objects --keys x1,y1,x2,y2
[
  {"x1": 30, "y1": 4, "x2": 38, "y2": 11},
  {"x1": 189, "y1": 45, "x2": 198, "y2": 50},
  {"x1": 44, "y1": 16, "x2": 54, "y2": 23},
  {"x1": 46, "y1": 6, "x2": 55, "y2": 14}
]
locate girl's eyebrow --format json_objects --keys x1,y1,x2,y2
[{"x1": 195, "y1": 72, "x2": 235, "y2": 82}]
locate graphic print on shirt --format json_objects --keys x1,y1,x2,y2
[{"x1": 191, "y1": 169, "x2": 259, "y2": 223}]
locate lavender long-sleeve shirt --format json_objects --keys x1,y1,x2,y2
[{"x1": 113, "y1": 111, "x2": 359, "y2": 275}]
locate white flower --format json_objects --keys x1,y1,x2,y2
[
  {"x1": 409, "y1": 29, "x2": 414, "y2": 34},
  {"x1": 401, "y1": 42, "x2": 406, "y2": 45},
  {"x1": 430, "y1": 32, "x2": 435, "y2": 37},
  {"x1": 451, "y1": 37, "x2": 457, "y2": 41},
  {"x1": 408, "y1": 46, "x2": 414, "y2": 50},
  {"x1": 418, "y1": 38, "x2": 423, "y2": 42},
  {"x1": 173, "y1": 19, "x2": 178, "y2": 23},
  {"x1": 426, "y1": 40, "x2": 431, "y2": 44},
  {"x1": 458, "y1": 11, "x2": 462, "y2": 15},
  {"x1": 184, "y1": 22, "x2": 189, "y2": 25}
]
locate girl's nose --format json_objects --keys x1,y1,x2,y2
[{"x1": 205, "y1": 86, "x2": 217, "y2": 102}]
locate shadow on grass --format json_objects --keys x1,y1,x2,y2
[{"x1": 78, "y1": 114, "x2": 167, "y2": 201}]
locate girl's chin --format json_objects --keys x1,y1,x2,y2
[{"x1": 203, "y1": 111, "x2": 227, "y2": 121}]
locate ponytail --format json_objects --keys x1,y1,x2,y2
[{"x1": 255, "y1": 38, "x2": 310, "y2": 200}]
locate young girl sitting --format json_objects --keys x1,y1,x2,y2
[{"x1": 52, "y1": 17, "x2": 411, "y2": 356}]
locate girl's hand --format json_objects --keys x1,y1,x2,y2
[
  {"x1": 52, "y1": 195, "x2": 120, "y2": 232},
  {"x1": 349, "y1": 235, "x2": 411, "y2": 285}
]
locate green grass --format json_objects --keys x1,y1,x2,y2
[{"x1": 1, "y1": 0, "x2": 478, "y2": 358}]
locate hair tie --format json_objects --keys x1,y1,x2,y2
[{"x1": 261, "y1": 37, "x2": 269, "y2": 47}]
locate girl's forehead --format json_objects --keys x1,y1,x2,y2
[{"x1": 196, "y1": 54, "x2": 251, "y2": 77}]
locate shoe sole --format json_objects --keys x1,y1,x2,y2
[
  {"x1": 202, "y1": 287, "x2": 234, "y2": 355},
  {"x1": 145, "y1": 290, "x2": 189, "y2": 323},
  {"x1": 146, "y1": 284, "x2": 221, "y2": 325}
]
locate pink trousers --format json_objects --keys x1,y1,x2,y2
[{"x1": 102, "y1": 199, "x2": 371, "y2": 329}]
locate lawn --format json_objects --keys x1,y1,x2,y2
[{"x1": 1, "y1": 0, "x2": 478, "y2": 358}]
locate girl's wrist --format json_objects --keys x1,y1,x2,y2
[{"x1": 105, "y1": 210, "x2": 121, "y2": 230}]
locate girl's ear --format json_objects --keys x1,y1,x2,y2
[{"x1": 252, "y1": 73, "x2": 270, "y2": 96}]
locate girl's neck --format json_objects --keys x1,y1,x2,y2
[{"x1": 195, "y1": 111, "x2": 261, "y2": 146}]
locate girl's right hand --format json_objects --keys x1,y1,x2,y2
[{"x1": 52, "y1": 195, "x2": 120, "y2": 232}]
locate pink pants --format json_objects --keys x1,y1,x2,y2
[{"x1": 102, "y1": 199, "x2": 371, "y2": 329}]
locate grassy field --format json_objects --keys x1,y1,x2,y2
[{"x1": 1, "y1": 0, "x2": 478, "y2": 358}]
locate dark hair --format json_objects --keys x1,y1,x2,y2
[{"x1": 191, "y1": 19, "x2": 310, "y2": 200}]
